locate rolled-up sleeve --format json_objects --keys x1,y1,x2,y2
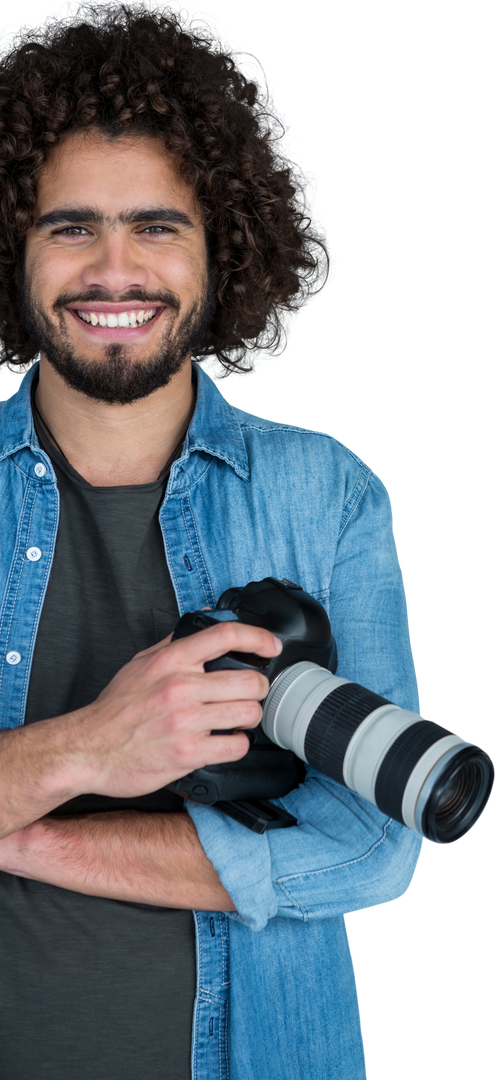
[{"x1": 187, "y1": 468, "x2": 422, "y2": 931}]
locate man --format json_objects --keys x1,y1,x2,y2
[{"x1": 0, "y1": 6, "x2": 421, "y2": 1078}]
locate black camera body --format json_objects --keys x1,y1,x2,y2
[{"x1": 168, "y1": 578, "x2": 338, "y2": 831}]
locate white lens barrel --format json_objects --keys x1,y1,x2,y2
[
  {"x1": 262, "y1": 662, "x2": 348, "y2": 761},
  {"x1": 342, "y1": 703, "x2": 429, "y2": 804},
  {"x1": 341, "y1": 706, "x2": 468, "y2": 826},
  {"x1": 262, "y1": 660, "x2": 471, "y2": 836}
]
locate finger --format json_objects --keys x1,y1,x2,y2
[
  {"x1": 194, "y1": 698, "x2": 263, "y2": 729},
  {"x1": 201, "y1": 730, "x2": 251, "y2": 764},
  {"x1": 161, "y1": 665, "x2": 270, "y2": 708},
  {"x1": 133, "y1": 621, "x2": 280, "y2": 665},
  {"x1": 169, "y1": 620, "x2": 282, "y2": 668}
]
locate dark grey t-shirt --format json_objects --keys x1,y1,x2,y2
[{"x1": 0, "y1": 414, "x2": 196, "y2": 1079}]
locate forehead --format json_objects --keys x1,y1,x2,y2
[{"x1": 34, "y1": 129, "x2": 200, "y2": 220}]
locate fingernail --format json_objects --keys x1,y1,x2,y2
[{"x1": 273, "y1": 635, "x2": 283, "y2": 652}]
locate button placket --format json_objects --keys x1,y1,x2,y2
[{"x1": 5, "y1": 548, "x2": 43, "y2": 674}]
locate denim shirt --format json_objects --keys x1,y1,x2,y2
[{"x1": 0, "y1": 363, "x2": 421, "y2": 1080}]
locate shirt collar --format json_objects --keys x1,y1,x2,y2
[{"x1": 0, "y1": 361, "x2": 250, "y2": 481}]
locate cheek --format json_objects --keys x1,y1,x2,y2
[
  {"x1": 151, "y1": 247, "x2": 207, "y2": 296},
  {"x1": 25, "y1": 246, "x2": 79, "y2": 303}
]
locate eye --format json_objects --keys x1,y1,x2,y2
[
  {"x1": 55, "y1": 227, "x2": 89, "y2": 236},
  {"x1": 141, "y1": 224, "x2": 176, "y2": 233}
]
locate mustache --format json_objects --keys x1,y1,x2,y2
[{"x1": 54, "y1": 291, "x2": 178, "y2": 313}]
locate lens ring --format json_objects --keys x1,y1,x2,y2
[{"x1": 422, "y1": 746, "x2": 494, "y2": 843}]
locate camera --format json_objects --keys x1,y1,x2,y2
[{"x1": 168, "y1": 578, "x2": 493, "y2": 841}]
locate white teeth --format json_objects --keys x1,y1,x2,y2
[{"x1": 77, "y1": 308, "x2": 156, "y2": 327}]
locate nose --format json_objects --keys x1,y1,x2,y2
[{"x1": 79, "y1": 231, "x2": 148, "y2": 295}]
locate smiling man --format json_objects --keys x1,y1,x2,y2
[{"x1": 0, "y1": 7, "x2": 421, "y2": 1080}]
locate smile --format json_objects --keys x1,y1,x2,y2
[{"x1": 67, "y1": 304, "x2": 166, "y2": 336}]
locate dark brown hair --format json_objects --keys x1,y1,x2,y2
[{"x1": 0, "y1": 4, "x2": 327, "y2": 372}]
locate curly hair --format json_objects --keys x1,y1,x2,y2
[{"x1": 0, "y1": 4, "x2": 327, "y2": 373}]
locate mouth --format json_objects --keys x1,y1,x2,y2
[{"x1": 66, "y1": 306, "x2": 166, "y2": 339}]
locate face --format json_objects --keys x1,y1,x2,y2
[{"x1": 22, "y1": 130, "x2": 214, "y2": 404}]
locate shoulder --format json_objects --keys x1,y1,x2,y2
[{"x1": 233, "y1": 403, "x2": 363, "y2": 465}]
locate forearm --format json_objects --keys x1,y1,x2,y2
[{"x1": 0, "y1": 810, "x2": 236, "y2": 910}]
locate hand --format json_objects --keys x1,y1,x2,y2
[{"x1": 72, "y1": 620, "x2": 281, "y2": 800}]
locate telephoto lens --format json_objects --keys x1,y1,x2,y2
[{"x1": 262, "y1": 663, "x2": 493, "y2": 843}]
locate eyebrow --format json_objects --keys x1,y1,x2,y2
[{"x1": 34, "y1": 205, "x2": 195, "y2": 230}]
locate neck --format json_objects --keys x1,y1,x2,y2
[{"x1": 35, "y1": 356, "x2": 195, "y2": 486}]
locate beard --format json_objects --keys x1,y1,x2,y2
[{"x1": 17, "y1": 270, "x2": 216, "y2": 405}]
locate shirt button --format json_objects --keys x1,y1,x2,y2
[
  {"x1": 26, "y1": 547, "x2": 42, "y2": 562},
  {"x1": 34, "y1": 462, "x2": 47, "y2": 478},
  {"x1": 6, "y1": 651, "x2": 22, "y2": 665}
]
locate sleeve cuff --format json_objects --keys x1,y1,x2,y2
[{"x1": 186, "y1": 800, "x2": 279, "y2": 930}]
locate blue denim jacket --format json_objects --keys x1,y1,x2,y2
[{"x1": 0, "y1": 363, "x2": 421, "y2": 1080}]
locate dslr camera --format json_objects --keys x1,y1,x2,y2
[{"x1": 168, "y1": 577, "x2": 493, "y2": 841}]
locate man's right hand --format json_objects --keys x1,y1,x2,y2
[{"x1": 0, "y1": 622, "x2": 281, "y2": 838}]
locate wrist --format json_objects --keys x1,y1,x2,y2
[
  {"x1": 36, "y1": 705, "x2": 101, "y2": 802},
  {"x1": 0, "y1": 818, "x2": 42, "y2": 875},
  {"x1": 0, "y1": 707, "x2": 98, "y2": 838}
]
